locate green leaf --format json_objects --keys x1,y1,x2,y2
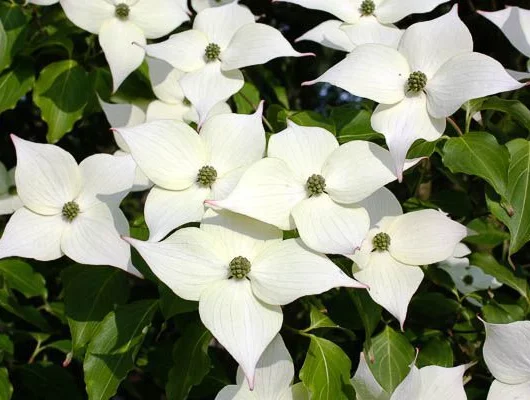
[
  {"x1": 289, "y1": 111, "x2": 336, "y2": 134},
  {"x1": 442, "y1": 132, "x2": 509, "y2": 196},
  {"x1": 407, "y1": 139, "x2": 439, "y2": 159},
  {"x1": 349, "y1": 290, "x2": 382, "y2": 338},
  {"x1": 84, "y1": 300, "x2": 158, "y2": 400},
  {"x1": 0, "y1": 20, "x2": 6, "y2": 70},
  {"x1": 416, "y1": 337, "x2": 454, "y2": 368},
  {"x1": 331, "y1": 106, "x2": 381, "y2": 143},
  {"x1": 304, "y1": 306, "x2": 339, "y2": 332},
  {"x1": 0, "y1": 288, "x2": 50, "y2": 331},
  {"x1": 0, "y1": 367, "x2": 12, "y2": 400},
  {"x1": 0, "y1": 60, "x2": 35, "y2": 113},
  {"x1": 470, "y1": 253, "x2": 528, "y2": 300},
  {"x1": 62, "y1": 265, "x2": 130, "y2": 352},
  {"x1": 166, "y1": 323, "x2": 212, "y2": 400},
  {"x1": 465, "y1": 218, "x2": 510, "y2": 248},
  {"x1": 0, "y1": 334, "x2": 14, "y2": 359},
  {"x1": 467, "y1": 96, "x2": 530, "y2": 133},
  {"x1": 366, "y1": 326, "x2": 415, "y2": 393},
  {"x1": 0, "y1": 3, "x2": 28, "y2": 72},
  {"x1": 33, "y1": 60, "x2": 90, "y2": 143},
  {"x1": 158, "y1": 283, "x2": 197, "y2": 320},
  {"x1": 233, "y1": 82, "x2": 260, "y2": 114},
  {"x1": 300, "y1": 335, "x2": 354, "y2": 400},
  {"x1": 0, "y1": 259, "x2": 46, "y2": 298},
  {"x1": 482, "y1": 302, "x2": 525, "y2": 324}
]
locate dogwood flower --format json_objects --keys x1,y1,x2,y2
[
  {"x1": 0, "y1": 163, "x2": 22, "y2": 216},
  {"x1": 124, "y1": 209, "x2": 366, "y2": 387},
  {"x1": 304, "y1": 6, "x2": 524, "y2": 178},
  {"x1": 114, "y1": 105, "x2": 266, "y2": 242},
  {"x1": 209, "y1": 121, "x2": 418, "y2": 255},
  {"x1": 191, "y1": 0, "x2": 236, "y2": 13},
  {"x1": 26, "y1": 0, "x2": 58, "y2": 5},
  {"x1": 0, "y1": 136, "x2": 140, "y2": 276},
  {"x1": 146, "y1": 2, "x2": 311, "y2": 123},
  {"x1": 60, "y1": 0, "x2": 190, "y2": 91},
  {"x1": 352, "y1": 352, "x2": 468, "y2": 400},
  {"x1": 479, "y1": 7, "x2": 530, "y2": 80},
  {"x1": 350, "y1": 209, "x2": 467, "y2": 328},
  {"x1": 481, "y1": 319, "x2": 530, "y2": 400},
  {"x1": 215, "y1": 334, "x2": 310, "y2": 399}
]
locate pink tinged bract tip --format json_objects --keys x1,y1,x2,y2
[
  {"x1": 301, "y1": 52, "x2": 316, "y2": 58},
  {"x1": 204, "y1": 200, "x2": 217, "y2": 206},
  {"x1": 246, "y1": 374, "x2": 255, "y2": 391},
  {"x1": 301, "y1": 79, "x2": 317, "y2": 87}
]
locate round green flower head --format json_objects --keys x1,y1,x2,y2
[
  {"x1": 463, "y1": 274, "x2": 474, "y2": 285},
  {"x1": 115, "y1": 3, "x2": 130, "y2": 20},
  {"x1": 8, "y1": 186, "x2": 16, "y2": 196},
  {"x1": 62, "y1": 201, "x2": 80, "y2": 222},
  {"x1": 360, "y1": 0, "x2": 376, "y2": 16},
  {"x1": 306, "y1": 174, "x2": 326, "y2": 196},
  {"x1": 197, "y1": 165, "x2": 218, "y2": 187},
  {"x1": 205, "y1": 43, "x2": 221, "y2": 62},
  {"x1": 372, "y1": 232, "x2": 391, "y2": 251},
  {"x1": 229, "y1": 256, "x2": 251, "y2": 279},
  {"x1": 407, "y1": 71, "x2": 428, "y2": 93}
]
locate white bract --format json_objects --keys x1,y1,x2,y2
[
  {"x1": 26, "y1": 0, "x2": 59, "y2": 5},
  {"x1": 305, "y1": 6, "x2": 524, "y2": 178},
  {"x1": 352, "y1": 352, "x2": 468, "y2": 400},
  {"x1": 215, "y1": 334, "x2": 310, "y2": 399},
  {"x1": 350, "y1": 208, "x2": 467, "y2": 328},
  {"x1": 0, "y1": 136, "x2": 140, "y2": 277},
  {"x1": 115, "y1": 106, "x2": 266, "y2": 242},
  {"x1": 191, "y1": 0, "x2": 236, "y2": 13},
  {"x1": 209, "y1": 121, "x2": 418, "y2": 255},
  {"x1": 124, "y1": 209, "x2": 366, "y2": 387},
  {"x1": 60, "y1": 0, "x2": 190, "y2": 91},
  {"x1": 481, "y1": 319, "x2": 530, "y2": 400},
  {"x1": 479, "y1": 6, "x2": 530, "y2": 80},
  {"x1": 146, "y1": 2, "x2": 310, "y2": 123},
  {"x1": 0, "y1": 162, "x2": 22, "y2": 216}
]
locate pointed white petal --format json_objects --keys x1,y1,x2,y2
[
  {"x1": 482, "y1": 320, "x2": 530, "y2": 384},
  {"x1": 426, "y1": 52, "x2": 524, "y2": 118},
  {"x1": 398, "y1": 5, "x2": 472, "y2": 78},
  {"x1": 114, "y1": 152, "x2": 152, "y2": 192},
  {"x1": 341, "y1": 17, "x2": 403, "y2": 49},
  {"x1": 180, "y1": 61, "x2": 244, "y2": 125},
  {"x1": 351, "y1": 352, "x2": 390, "y2": 400},
  {"x1": 129, "y1": 0, "x2": 189, "y2": 39},
  {"x1": 99, "y1": 19, "x2": 146, "y2": 91},
  {"x1": 268, "y1": 122, "x2": 339, "y2": 182},
  {"x1": 0, "y1": 208, "x2": 64, "y2": 261},
  {"x1": 59, "y1": 0, "x2": 113, "y2": 33},
  {"x1": 251, "y1": 238, "x2": 366, "y2": 305},
  {"x1": 418, "y1": 365, "x2": 467, "y2": 400},
  {"x1": 214, "y1": 386, "x2": 243, "y2": 400},
  {"x1": 192, "y1": 0, "x2": 236, "y2": 13},
  {"x1": 199, "y1": 279, "x2": 283, "y2": 387},
  {"x1": 291, "y1": 195, "x2": 369, "y2": 255},
  {"x1": 200, "y1": 107, "x2": 265, "y2": 176},
  {"x1": 487, "y1": 379, "x2": 530, "y2": 400},
  {"x1": 354, "y1": 252, "x2": 423, "y2": 329},
  {"x1": 296, "y1": 20, "x2": 354, "y2": 52},
  {"x1": 274, "y1": 0, "x2": 361, "y2": 24},
  {"x1": 208, "y1": 158, "x2": 306, "y2": 231},
  {"x1": 306, "y1": 44, "x2": 408, "y2": 104},
  {"x1": 377, "y1": 0, "x2": 450, "y2": 24},
  {"x1": 114, "y1": 120, "x2": 206, "y2": 190},
  {"x1": 99, "y1": 99, "x2": 146, "y2": 152},
  {"x1": 12, "y1": 136, "x2": 81, "y2": 215},
  {"x1": 210, "y1": 167, "x2": 246, "y2": 200},
  {"x1": 358, "y1": 187, "x2": 402, "y2": 227},
  {"x1": 323, "y1": 140, "x2": 418, "y2": 203},
  {"x1": 390, "y1": 365, "x2": 422, "y2": 400},
  {"x1": 146, "y1": 57, "x2": 185, "y2": 103},
  {"x1": 508, "y1": 69, "x2": 530, "y2": 81},
  {"x1": 29, "y1": 0, "x2": 59, "y2": 5},
  {"x1": 145, "y1": 100, "x2": 192, "y2": 122}
]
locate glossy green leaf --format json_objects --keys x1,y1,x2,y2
[
  {"x1": 416, "y1": 337, "x2": 453, "y2": 368},
  {"x1": 467, "y1": 96, "x2": 530, "y2": 133},
  {"x1": 349, "y1": 290, "x2": 382, "y2": 338},
  {"x1": 0, "y1": 3, "x2": 28, "y2": 72},
  {"x1": 289, "y1": 110, "x2": 336, "y2": 134},
  {"x1": 482, "y1": 302, "x2": 525, "y2": 324},
  {"x1": 0, "y1": 60, "x2": 35, "y2": 113},
  {"x1": 0, "y1": 20, "x2": 6, "y2": 69},
  {"x1": 331, "y1": 106, "x2": 381, "y2": 143},
  {"x1": 0, "y1": 259, "x2": 46, "y2": 298},
  {"x1": 33, "y1": 59, "x2": 90, "y2": 143},
  {"x1": 465, "y1": 218, "x2": 510, "y2": 248},
  {"x1": 84, "y1": 300, "x2": 158, "y2": 400},
  {"x1": 158, "y1": 284, "x2": 197, "y2": 320},
  {"x1": 233, "y1": 82, "x2": 260, "y2": 114},
  {"x1": 304, "y1": 306, "x2": 339, "y2": 332},
  {"x1": 0, "y1": 288, "x2": 50, "y2": 331},
  {"x1": 166, "y1": 323, "x2": 212, "y2": 400},
  {"x1": 0, "y1": 367, "x2": 12, "y2": 400}
]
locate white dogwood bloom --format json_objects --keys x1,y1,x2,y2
[
  {"x1": 481, "y1": 319, "x2": 530, "y2": 400},
  {"x1": 125, "y1": 209, "x2": 366, "y2": 387},
  {"x1": 479, "y1": 7, "x2": 530, "y2": 80},
  {"x1": 0, "y1": 163, "x2": 22, "y2": 216},
  {"x1": 0, "y1": 136, "x2": 140, "y2": 276},
  {"x1": 350, "y1": 209, "x2": 467, "y2": 328},
  {"x1": 352, "y1": 352, "x2": 468, "y2": 400},
  {"x1": 26, "y1": 0, "x2": 59, "y2": 5},
  {"x1": 115, "y1": 105, "x2": 266, "y2": 242},
  {"x1": 209, "y1": 121, "x2": 418, "y2": 255},
  {"x1": 60, "y1": 0, "x2": 190, "y2": 91},
  {"x1": 215, "y1": 334, "x2": 310, "y2": 399},
  {"x1": 305, "y1": 6, "x2": 524, "y2": 178},
  {"x1": 191, "y1": 0, "x2": 236, "y2": 13},
  {"x1": 146, "y1": 2, "x2": 311, "y2": 123}
]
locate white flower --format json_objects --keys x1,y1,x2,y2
[
  {"x1": 209, "y1": 121, "x2": 419, "y2": 255},
  {"x1": 146, "y1": 2, "x2": 311, "y2": 123},
  {"x1": 114, "y1": 106, "x2": 266, "y2": 242},
  {"x1": 26, "y1": 0, "x2": 59, "y2": 5},
  {"x1": 215, "y1": 334, "x2": 310, "y2": 399},
  {"x1": 59, "y1": 0, "x2": 190, "y2": 91},
  {"x1": 479, "y1": 6, "x2": 530, "y2": 81},
  {"x1": 124, "y1": 209, "x2": 366, "y2": 387},
  {"x1": 352, "y1": 352, "x2": 468, "y2": 400},
  {"x1": 191, "y1": 0, "x2": 236, "y2": 13},
  {"x1": 350, "y1": 208, "x2": 467, "y2": 328},
  {"x1": 0, "y1": 163, "x2": 22, "y2": 216},
  {"x1": 480, "y1": 319, "x2": 530, "y2": 400},
  {"x1": 305, "y1": 5, "x2": 524, "y2": 178},
  {"x1": 0, "y1": 137, "x2": 140, "y2": 276}
]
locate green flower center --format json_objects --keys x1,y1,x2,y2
[
  {"x1": 360, "y1": 0, "x2": 375, "y2": 16},
  {"x1": 62, "y1": 201, "x2": 80, "y2": 222},
  {"x1": 306, "y1": 174, "x2": 326, "y2": 196},
  {"x1": 407, "y1": 71, "x2": 427, "y2": 93},
  {"x1": 372, "y1": 232, "x2": 391, "y2": 251},
  {"x1": 115, "y1": 3, "x2": 130, "y2": 20},
  {"x1": 205, "y1": 43, "x2": 221, "y2": 62},
  {"x1": 197, "y1": 165, "x2": 217, "y2": 187},
  {"x1": 463, "y1": 274, "x2": 474, "y2": 285},
  {"x1": 7, "y1": 186, "x2": 16, "y2": 196},
  {"x1": 229, "y1": 256, "x2": 251, "y2": 279}
]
